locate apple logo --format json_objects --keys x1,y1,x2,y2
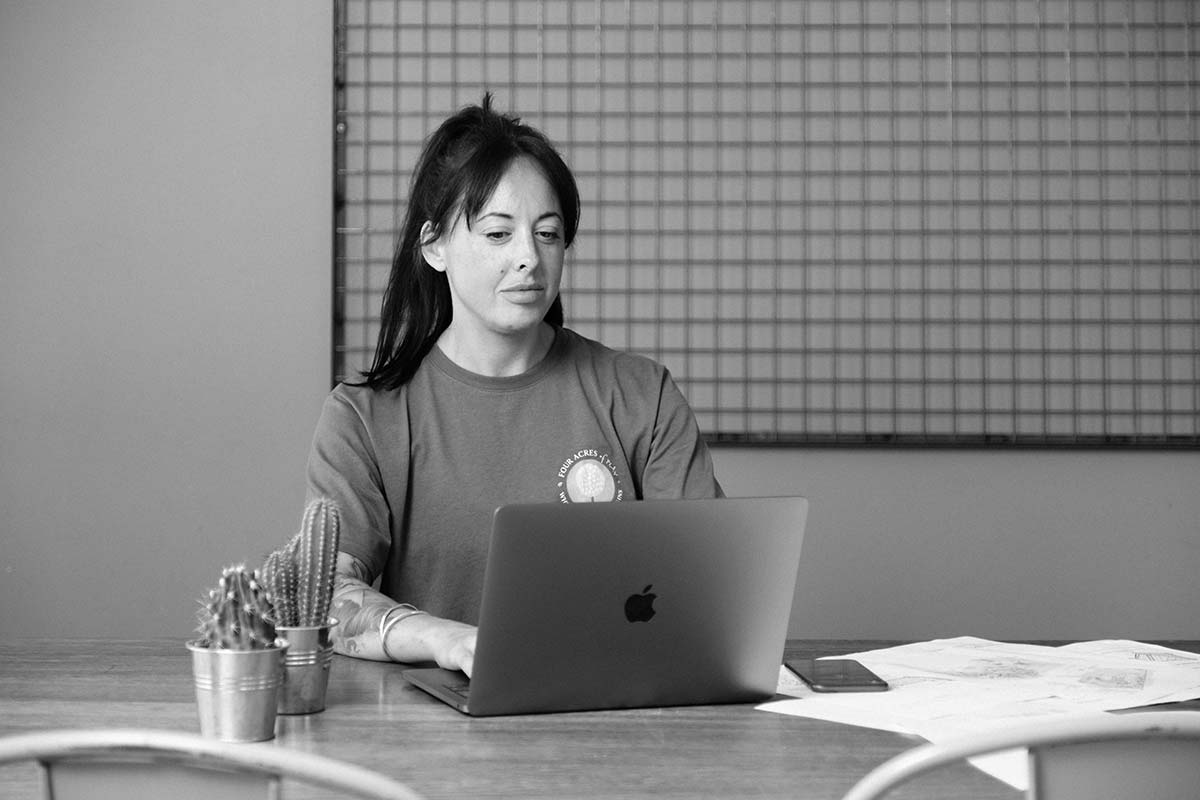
[{"x1": 624, "y1": 584, "x2": 657, "y2": 622}]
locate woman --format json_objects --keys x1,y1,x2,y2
[{"x1": 306, "y1": 95, "x2": 722, "y2": 676}]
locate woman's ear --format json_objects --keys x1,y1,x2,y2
[{"x1": 419, "y1": 221, "x2": 446, "y2": 273}]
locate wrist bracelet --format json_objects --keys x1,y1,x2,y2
[{"x1": 378, "y1": 604, "x2": 429, "y2": 662}]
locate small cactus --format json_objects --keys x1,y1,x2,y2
[
  {"x1": 261, "y1": 498, "x2": 341, "y2": 627},
  {"x1": 195, "y1": 564, "x2": 278, "y2": 650},
  {"x1": 260, "y1": 545, "x2": 297, "y2": 628}
]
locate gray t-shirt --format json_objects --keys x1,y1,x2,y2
[{"x1": 305, "y1": 327, "x2": 723, "y2": 624}]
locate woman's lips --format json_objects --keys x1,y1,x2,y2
[{"x1": 500, "y1": 284, "x2": 544, "y2": 302}]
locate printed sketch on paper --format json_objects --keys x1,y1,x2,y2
[
  {"x1": 956, "y1": 658, "x2": 1048, "y2": 680},
  {"x1": 1079, "y1": 667, "x2": 1147, "y2": 690},
  {"x1": 1133, "y1": 651, "x2": 1198, "y2": 663}
]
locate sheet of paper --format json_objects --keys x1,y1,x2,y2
[
  {"x1": 775, "y1": 663, "x2": 808, "y2": 698},
  {"x1": 761, "y1": 637, "x2": 1200, "y2": 790}
]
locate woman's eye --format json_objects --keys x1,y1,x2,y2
[
  {"x1": 484, "y1": 231, "x2": 510, "y2": 241},
  {"x1": 537, "y1": 230, "x2": 561, "y2": 242}
]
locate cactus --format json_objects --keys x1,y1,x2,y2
[
  {"x1": 195, "y1": 564, "x2": 278, "y2": 650},
  {"x1": 297, "y1": 498, "x2": 339, "y2": 626},
  {"x1": 260, "y1": 544, "x2": 297, "y2": 628},
  {"x1": 261, "y1": 498, "x2": 341, "y2": 628}
]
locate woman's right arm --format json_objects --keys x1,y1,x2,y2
[{"x1": 330, "y1": 551, "x2": 477, "y2": 676}]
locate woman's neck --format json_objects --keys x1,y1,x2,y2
[{"x1": 435, "y1": 322, "x2": 556, "y2": 378}]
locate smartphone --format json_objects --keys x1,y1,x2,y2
[{"x1": 785, "y1": 658, "x2": 889, "y2": 692}]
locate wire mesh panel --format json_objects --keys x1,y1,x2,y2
[{"x1": 335, "y1": 0, "x2": 1200, "y2": 446}]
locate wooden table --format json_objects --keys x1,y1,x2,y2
[{"x1": 2, "y1": 639, "x2": 1196, "y2": 799}]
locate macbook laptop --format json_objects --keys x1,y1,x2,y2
[{"x1": 401, "y1": 495, "x2": 808, "y2": 716}]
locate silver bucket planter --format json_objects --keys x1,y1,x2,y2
[
  {"x1": 276, "y1": 618, "x2": 337, "y2": 715},
  {"x1": 187, "y1": 640, "x2": 287, "y2": 742}
]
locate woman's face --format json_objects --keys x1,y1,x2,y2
[{"x1": 422, "y1": 156, "x2": 565, "y2": 343}]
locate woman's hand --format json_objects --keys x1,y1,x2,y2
[{"x1": 414, "y1": 617, "x2": 477, "y2": 677}]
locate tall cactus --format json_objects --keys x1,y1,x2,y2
[
  {"x1": 297, "y1": 497, "x2": 339, "y2": 626},
  {"x1": 261, "y1": 498, "x2": 340, "y2": 627},
  {"x1": 195, "y1": 564, "x2": 278, "y2": 650}
]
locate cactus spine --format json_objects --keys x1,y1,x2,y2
[
  {"x1": 262, "y1": 498, "x2": 341, "y2": 627},
  {"x1": 196, "y1": 565, "x2": 278, "y2": 650}
]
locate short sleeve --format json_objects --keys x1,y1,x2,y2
[
  {"x1": 641, "y1": 369, "x2": 725, "y2": 499},
  {"x1": 304, "y1": 388, "x2": 402, "y2": 578}
]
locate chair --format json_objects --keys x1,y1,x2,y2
[
  {"x1": 841, "y1": 710, "x2": 1200, "y2": 800},
  {"x1": 0, "y1": 728, "x2": 425, "y2": 800}
]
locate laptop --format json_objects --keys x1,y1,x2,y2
[{"x1": 401, "y1": 495, "x2": 808, "y2": 716}]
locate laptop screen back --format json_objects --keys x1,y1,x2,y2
[{"x1": 460, "y1": 496, "x2": 808, "y2": 716}]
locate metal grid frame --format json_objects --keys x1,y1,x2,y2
[{"x1": 334, "y1": 0, "x2": 1200, "y2": 447}]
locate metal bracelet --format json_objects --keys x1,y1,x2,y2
[{"x1": 379, "y1": 604, "x2": 428, "y2": 662}]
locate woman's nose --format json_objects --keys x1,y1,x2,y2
[{"x1": 514, "y1": 230, "x2": 539, "y2": 271}]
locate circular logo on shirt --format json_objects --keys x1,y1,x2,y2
[{"x1": 556, "y1": 449, "x2": 623, "y2": 503}]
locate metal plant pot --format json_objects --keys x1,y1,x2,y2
[
  {"x1": 275, "y1": 618, "x2": 337, "y2": 715},
  {"x1": 187, "y1": 640, "x2": 287, "y2": 742}
]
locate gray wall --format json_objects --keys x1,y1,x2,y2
[
  {"x1": 1, "y1": 2, "x2": 333, "y2": 638},
  {"x1": 712, "y1": 447, "x2": 1199, "y2": 640},
  {"x1": 2, "y1": 3, "x2": 1196, "y2": 641}
]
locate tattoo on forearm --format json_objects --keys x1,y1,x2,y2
[{"x1": 330, "y1": 552, "x2": 397, "y2": 659}]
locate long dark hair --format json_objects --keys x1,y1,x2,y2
[{"x1": 356, "y1": 94, "x2": 581, "y2": 391}]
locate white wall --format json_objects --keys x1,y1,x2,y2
[
  {"x1": 712, "y1": 447, "x2": 1200, "y2": 640},
  {"x1": 0, "y1": 2, "x2": 333, "y2": 638},
  {"x1": 1, "y1": 3, "x2": 1195, "y2": 642}
]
